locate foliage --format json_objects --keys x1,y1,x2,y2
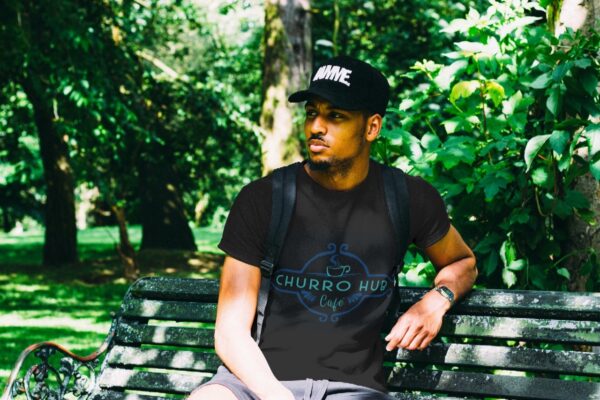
[
  {"x1": 375, "y1": 0, "x2": 600, "y2": 290},
  {"x1": 311, "y1": 0, "x2": 488, "y2": 105},
  {"x1": 0, "y1": 84, "x2": 44, "y2": 231},
  {"x1": 0, "y1": 0, "x2": 263, "y2": 232}
]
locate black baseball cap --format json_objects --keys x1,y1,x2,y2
[{"x1": 288, "y1": 55, "x2": 390, "y2": 117}]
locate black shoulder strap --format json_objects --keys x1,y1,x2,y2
[
  {"x1": 254, "y1": 162, "x2": 301, "y2": 344},
  {"x1": 381, "y1": 164, "x2": 410, "y2": 324}
]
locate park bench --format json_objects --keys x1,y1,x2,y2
[{"x1": 3, "y1": 276, "x2": 600, "y2": 400}]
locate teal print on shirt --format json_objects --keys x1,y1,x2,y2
[{"x1": 273, "y1": 243, "x2": 393, "y2": 322}]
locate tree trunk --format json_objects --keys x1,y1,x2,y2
[
  {"x1": 260, "y1": 0, "x2": 312, "y2": 175},
  {"x1": 21, "y1": 74, "x2": 78, "y2": 266},
  {"x1": 552, "y1": 0, "x2": 600, "y2": 35},
  {"x1": 2, "y1": 207, "x2": 15, "y2": 233},
  {"x1": 138, "y1": 154, "x2": 197, "y2": 251},
  {"x1": 111, "y1": 204, "x2": 139, "y2": 282},
  {"x1": 553, "y1": 0, "x2": 600, "y2": 291}
]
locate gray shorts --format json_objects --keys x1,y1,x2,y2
[{"x1": 192, "y1": 365, "x2": 395, "y2": 400}]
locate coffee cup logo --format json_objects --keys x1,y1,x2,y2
[
  {"x1": 273, "y1": 243, "x2": 393, "y2": 322},
  {"x1": 326, "y1": 264, "x2": 351, "y2": 277}
]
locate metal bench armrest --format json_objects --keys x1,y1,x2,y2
[{"x1": 1, "y1": 316, "x2": 119, "y2": 400}]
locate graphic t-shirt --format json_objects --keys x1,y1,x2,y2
[{"x1": 218, "y1": 159, "x2": 450, "y2": 392}]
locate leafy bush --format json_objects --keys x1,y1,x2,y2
[{"x1": 375, "y1": 0, "x2": 600, "y2": 290}]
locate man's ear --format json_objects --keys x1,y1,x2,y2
[{"x1": 365, "y1": 114, "x2": 383, "y2": 142}]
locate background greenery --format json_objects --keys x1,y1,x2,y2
[{"x1": 1, "y1": 0, "x2": 599, "y2": 389}]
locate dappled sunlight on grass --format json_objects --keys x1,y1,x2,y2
[
  {"x1": 0, "y1": 225, "x2": 223, "y2": 266},
  {"x1": 0, "y1": 225, "x2": 226, "y2": 388}
]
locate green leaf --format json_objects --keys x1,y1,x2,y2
[
  {"x1": 555, "y1": 118, "x2": 587, "y2": 130},
  {"x1": 546, "y1": 86, "x2": 562, "y2": 115},
  {"x1": 483, "y1": 252, "x2": 499, "y2": 277},
  {"x1": 437, "y1": 136, "x2": 477, "y2": 167},
  {"x1": 420, "y1": 133, "x2": 441, "y2": 150},
  {"x1": 552, "y1": 61, "x2": 572, "y2": 81},
  {"x1": 500, "y1": 239, "x2": 517, "y2": 267},
  {"x1": 565, "y1": 190, "x2": 589, "y2": 209},
  {"x1": 450, "y1": 80, "x2": 479, "y2": 103},
  {"x1": 442, "y1": 18, "x2": 471, "y2": 34},
  {"x1": 399, "y1": 99, "x2": 414, "y2": 111},
  {"x1": 556, "y1": 267, "x2": 571, "y2": 280},
  {"x1": 584, "y1": 124, "x2": 600, "y2": 156},
  {"x1": 508, "y1": 259, "x2": 526, "y2": 271},
  {"x1": 455, "y1": 41, "x2": 488, "y2": 54},
  {"x1": 574, "y1": 58, "x2": 592, "y2": 68},
  {"x1": 531, "y1": 167, "x2": 549, "y2": 187},
  {"x1": 554, "y1": 199, "x2": 573, "y2": 218},
  {"x1": 498, "y1": 17, "x2": 542, "y2": 38},
  {"x1": 486, "y1": 81, "x2": 505, "y2": 107},
  {"x1": 524, "y1": 134, "x2": 551, "y2": 171},
  {"x1": 549, "y1": 130, "x2": 569, "y2": 156},
  {"x1": 530, "y1": 71, "x2": 552, "y2": 89},
  {"x1": 441, "y1": 119, "x2": 459, "y2": 134},
  {"x1": 580, "y1": 70, "x2": 599, "y2": 96},
  {"x1": 481, "y1": 172, "x2": 509, "y2": 200},
  {"x1": 434, "y1": 60, "x2": 469, "y2": 91},
  {"x1": 502, "y1": 90, "x2": 522, "y2": 116},
  {"x1": 502, "y1": 268, "x2": 518, "y2": 288},
  {"x1": 508, "y1": 113, "x2": 527, "y2": 133}
]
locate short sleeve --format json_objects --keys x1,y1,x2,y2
[
  {"x1": 407, "y1": 175, "x2": 451, "y2": 249},
  {"x1": 218, "y1": 177, "x2": 272, "y2": 267}
]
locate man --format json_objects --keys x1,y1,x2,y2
[{"x1": 189, "y1": 56, "x2": 477, "y2": 400}]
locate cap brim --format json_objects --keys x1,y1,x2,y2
[{"x1": 288, "y1": 88, "x2": 362, "y2": 110}]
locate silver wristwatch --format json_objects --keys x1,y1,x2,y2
[{"x1": 433, "y1": 285, "x2": 455, "y2": 306}]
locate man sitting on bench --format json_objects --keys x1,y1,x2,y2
[{"x1": 188, "y1": 55, "x2": 478, "y2": 400}]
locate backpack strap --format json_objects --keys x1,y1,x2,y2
[
  {"x1": 254, "y1": 162, "x2": 301, "y2": 344},
  {"x1": 381, "y1": 164, "x2": 410, "y2": 324}
]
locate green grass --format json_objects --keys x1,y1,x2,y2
[
  {"x1": 0, "y1": 225, "x2": 223, "y2": 265},
  {"x1": 0, "y1": 225, "x2": 224, "y2": 390}
]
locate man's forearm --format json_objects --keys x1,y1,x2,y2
[{"x1": 433, "y1": 254, "x2": 477, "y2": 301}]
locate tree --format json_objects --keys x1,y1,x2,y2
[
  {"x1": 377, "y1": 0, "x2": 600, "y2": 290},
  {"x1": 548, "y1": 0, "x2": 600, "y2": 290},
  {"x1": 260, "y1": 0, "x2": 312, "y2": 175},
  {"x1": 0, "y1": 0, "x2": 84, "y2": 266}
]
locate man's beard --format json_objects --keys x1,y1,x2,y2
[{"x1": 307, "y1": 156, "x2": 353, "y2": 176}]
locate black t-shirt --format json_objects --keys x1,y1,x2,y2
[{"x1": 218, "y1": 159, "x2": 450, "y2": 392}]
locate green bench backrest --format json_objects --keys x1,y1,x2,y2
[{"x1": 95, "y1": 277, "x2": 600, "y2": 400}]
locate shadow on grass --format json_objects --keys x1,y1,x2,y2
[{"x1": 0, "y1": 226, "x2": 227, "y2": 389}]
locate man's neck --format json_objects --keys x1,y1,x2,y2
[{"x1": 304, "y1": 156, "x2": 371, "y2": 191}]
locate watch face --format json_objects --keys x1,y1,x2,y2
[{"x1": 437, "y1": 286, "x2": 454, "y2": 303}]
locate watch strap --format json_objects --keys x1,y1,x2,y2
[{"x1": 433, "y1": 285, "x2": 455, "y2": 306}]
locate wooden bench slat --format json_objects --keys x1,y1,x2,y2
[
  {"x1": 389, "y1": 343, "x2": 600, "y2": 376},
  {"x1": 121, "y1": 299, "x2": 216, "y2": 322},
  {"x1": 399, "y1": 288, "x2": 600, "y2": 320},
  {"x1": 439, "y1": 314, "x2": 600, "y2": 344},
  {"x1": 91, "y1": 390, "x2": 173, "y2": 400},
  {"x1": 115, "y1": 323, "x2": 214, "y2": 347},
  {"x1": 129, "y1": 278, "x2": 600, "y2": 320},
  {"x1": 98, "y1": 368, "x2": 211, "y2": 394},
  {"x1": 107, "y1": 346, "x2": 220, "y2": 372},
  {"x1": 387, "y1": 368, "x2": 600, "y2": 400},
  {"x1": 131, "y1": 278, "x2": 219, "y2": 302}
]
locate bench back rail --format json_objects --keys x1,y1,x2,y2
[{"x1": 4, "y1": 277, "x2": 599, "y2": 400}]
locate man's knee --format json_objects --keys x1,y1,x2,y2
[{"x1": 187, "y1": 383, "x2": 238, "y2": 400}]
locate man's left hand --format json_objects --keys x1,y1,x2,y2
[{"x1": 384, "y1": 289, "x2": 451, "y2": 351}]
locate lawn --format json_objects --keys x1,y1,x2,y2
[{"x1": 0, "y1": 225, "x2": 225, "y2": 390}]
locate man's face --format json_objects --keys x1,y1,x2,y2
[{"x1": 303, "y1": 97, "x2": 372, "y2": 173}]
